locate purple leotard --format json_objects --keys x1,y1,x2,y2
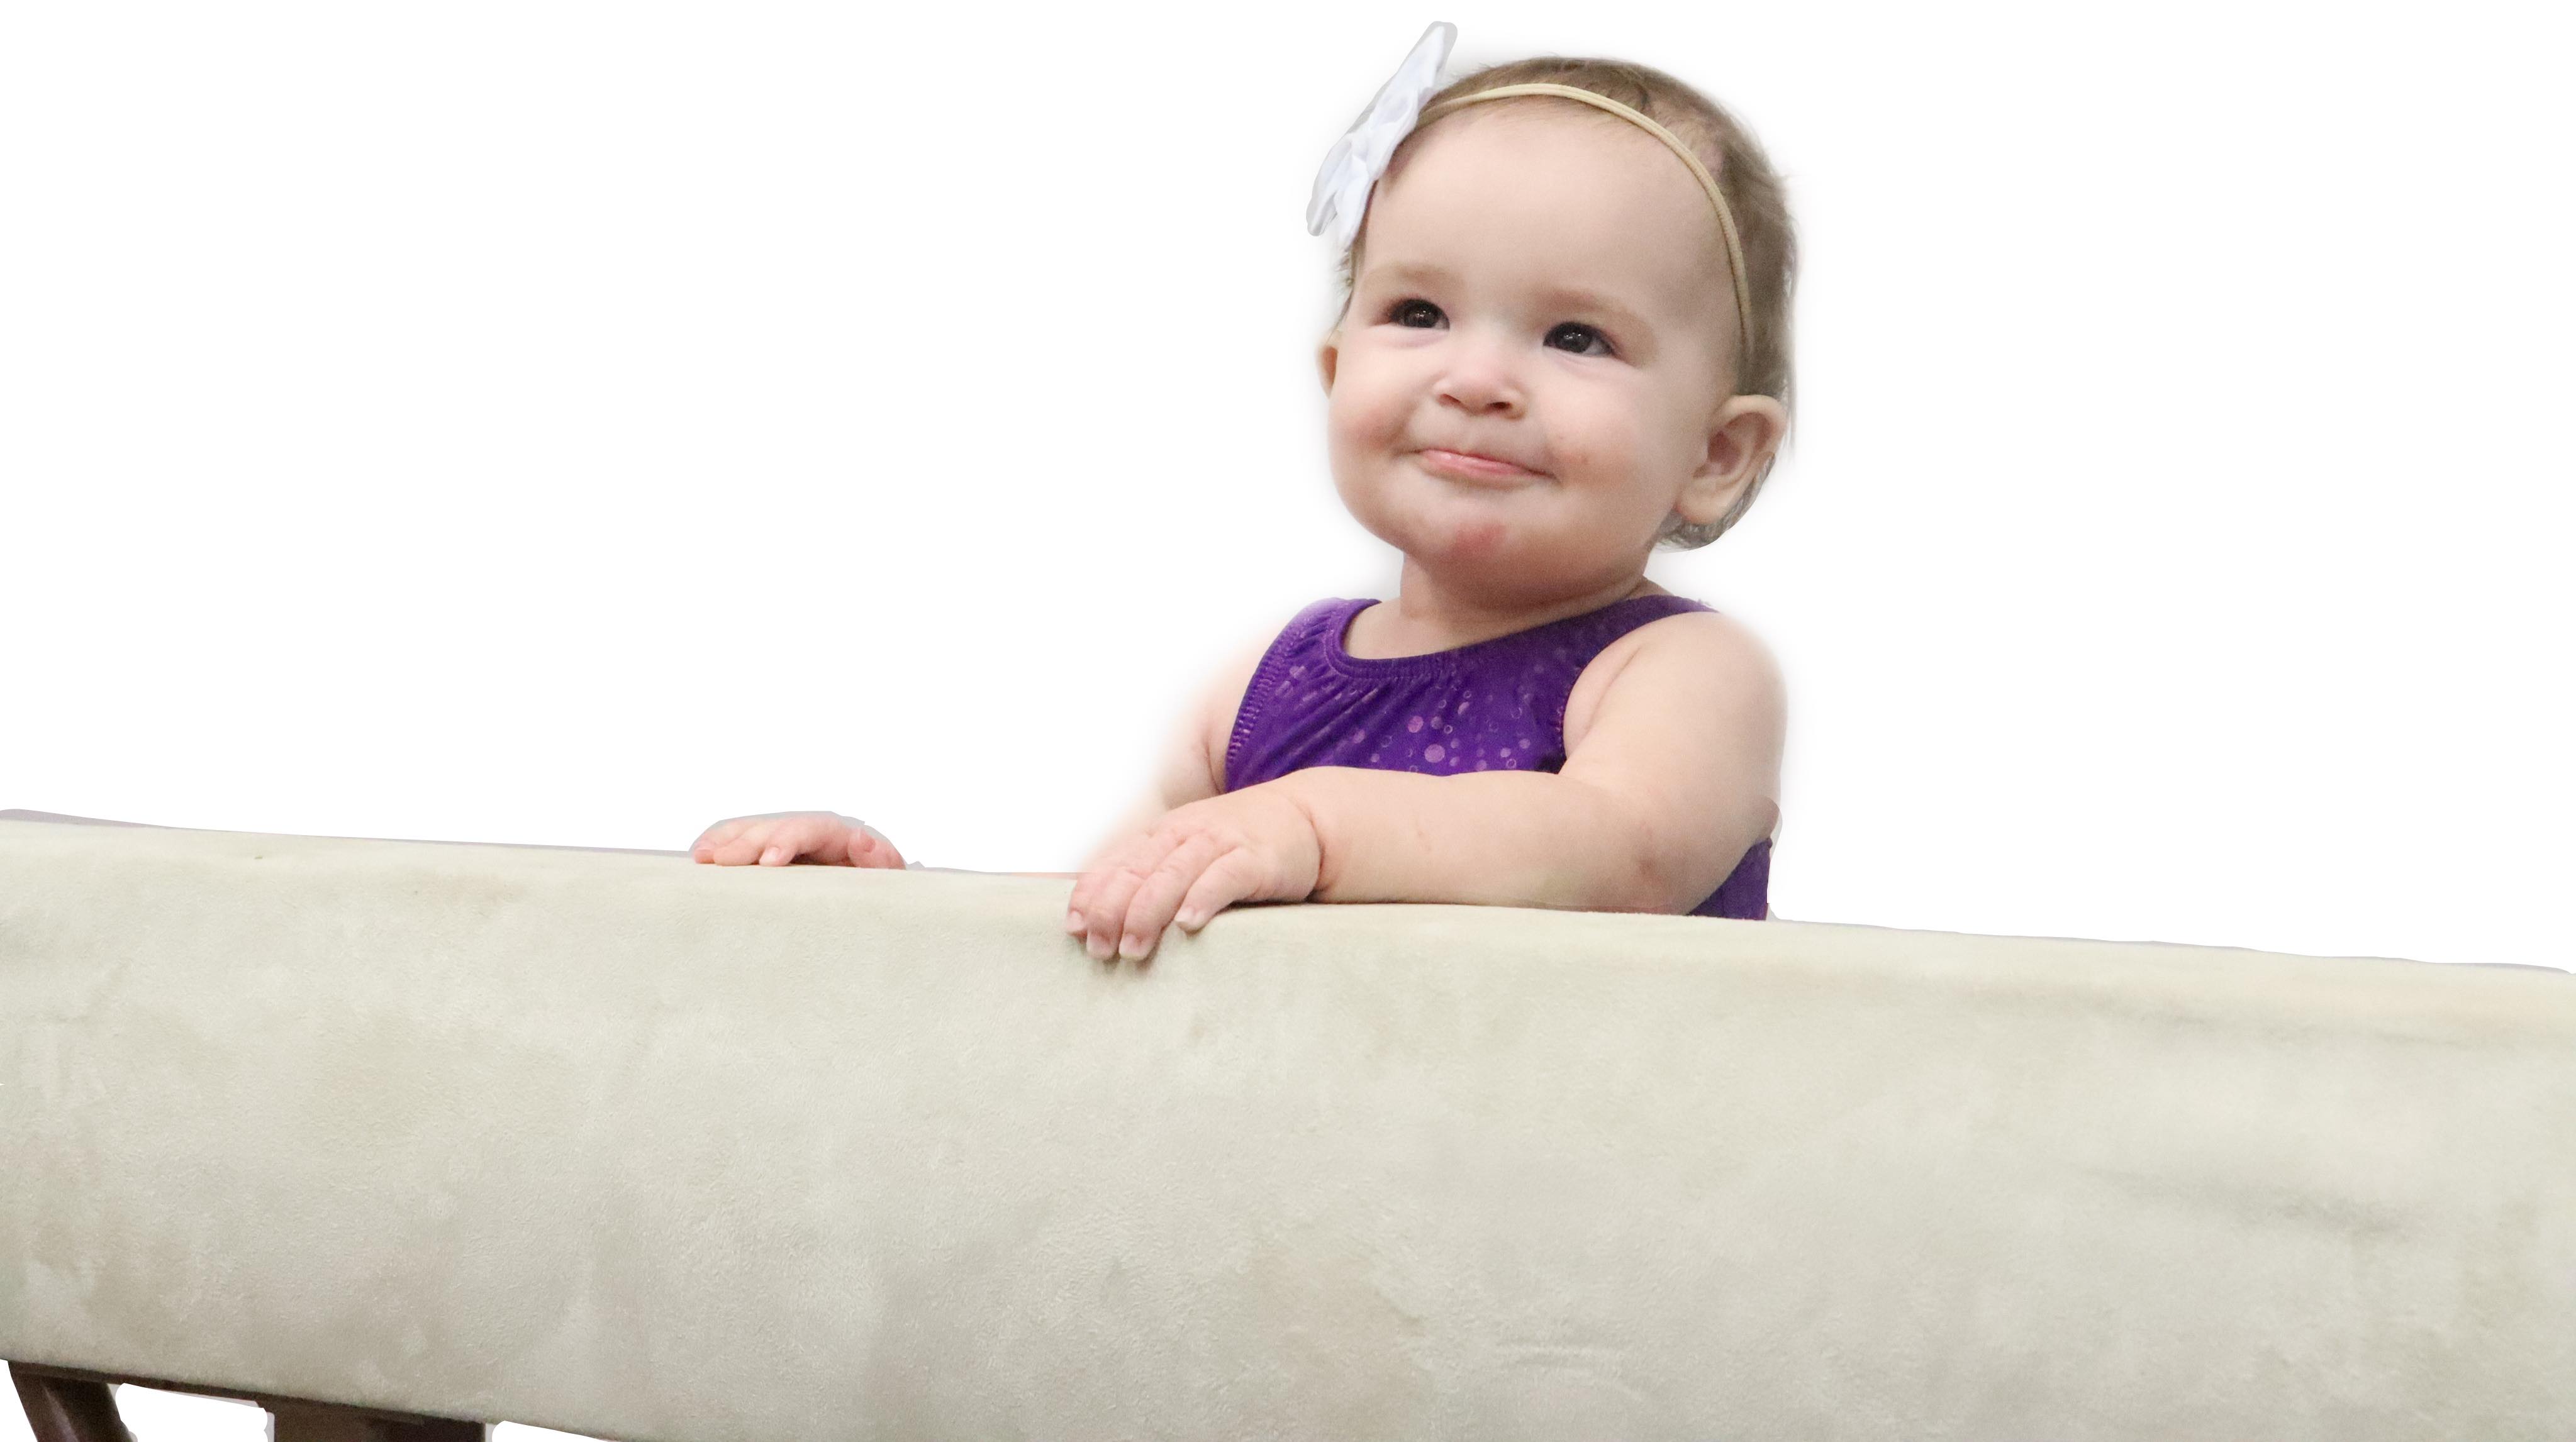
[{"x1": 1223, "y1": 595, "x2": 1771, "y2": 919}]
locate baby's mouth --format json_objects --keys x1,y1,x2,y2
[{"x1": 1413, "y1": 448, "x2": 1542, "y2": 484}]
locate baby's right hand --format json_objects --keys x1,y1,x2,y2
[{"x1": 690, "y1": 811, "x2": 906, "y2": 869}]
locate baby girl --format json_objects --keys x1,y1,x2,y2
[{"x1": 693, "y1": 23, "x2": 1793, "y2": 963}]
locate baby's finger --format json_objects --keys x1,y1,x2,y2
[
  {"x1": 1070, "y1": 833, "x2": 1185, "y2": 961},
  {"x1": 710, "y1": 818, "x2": 788, "y2": 867},
  {"x1": 762, "y1": 814, "x2": 845, "y2": 866},
  {"x1": 692, "y1": 816, "x2": 755, "y2": 863},
  {"x1": 1173, "y1": 850, "x2": 1259, "y2": 933},
  {"x1": 1118, "y1": 834, "x2": 1225, "y2": 961},
  {"x1": 1063, "y1": 847, "x2": 1124, "y2": 943},
  {"x1": 850, "y1": 824, "x2": 907, "y2": 870}
]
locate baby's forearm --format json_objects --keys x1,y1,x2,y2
[{"x1": 1272, "y1": 766, "x2": 1663, "y2": 913}]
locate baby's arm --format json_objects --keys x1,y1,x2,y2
[{"x1": 1286, "y1": 613, "x2": 1782, "y2": 913}]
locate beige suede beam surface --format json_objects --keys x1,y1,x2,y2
[{"x1": 3, "y1": 815, "x2": 2572, "y2": 1439}]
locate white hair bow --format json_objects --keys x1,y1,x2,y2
[{"x1": 1305, "y1": 21, "x2": 1458, "y2": 253}]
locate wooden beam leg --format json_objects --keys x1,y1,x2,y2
[
  {"x1": 267, "y1": 1401, "x2": 486, "y2": 1442},
  {"x1": 9, "y1": 1366, "x2": 134, "y2": 1442},
  {"x1": 9, "y1": 1364, "x2": 486, "y2": 1442}
]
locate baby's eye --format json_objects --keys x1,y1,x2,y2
[
  {"x1": 1546, "y1": 322, "x2": 1615, "y2": 358},
  {"x1": 1387, "y1": 298, "x2": 1445, "y2": 329}
]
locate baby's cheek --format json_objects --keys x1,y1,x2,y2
[
  {"x1": 1324, "y1": 388, "x2": 1403, "y2": 475},
  {"x1": 1557, "y1": 406, "x2": 1659, "y2": 486},
  {"x1": 1548, "y1": 430, "x2": 1615, "y2": 484}
]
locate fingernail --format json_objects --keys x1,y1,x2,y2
[
  {"x1": 1065, "y1": 910, "x2": 1085, "y2": 934},
  {"x1": 1118, "y1": 934, "x2": 1144, "y2": 960}
]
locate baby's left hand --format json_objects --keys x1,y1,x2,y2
[{"x1": 1065, "y1": 787, "x2": 1324, "y2": 963}]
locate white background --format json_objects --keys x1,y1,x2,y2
[{"x1": 3, "y1": 0, "x2": 2570, "y2": 1431}]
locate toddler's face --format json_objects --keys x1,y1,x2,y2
[{"x1": 1322, "y1": 105, "x2": 1753, "y2": 599}]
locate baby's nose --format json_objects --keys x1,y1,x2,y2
[{"x1": 1435, "y1": 347, "x2": 1524, "y2": 414}]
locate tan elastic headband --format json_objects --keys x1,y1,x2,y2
[{"x1": 1415, "y1": 82, "x2": 1754, "y2": 363}]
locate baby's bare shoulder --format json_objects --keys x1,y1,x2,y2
[
  {"x1": 1564, "y1": 607, "x2": 1781, "y2": 758},
  {"x1": 1562, "y1": 608, "x2": 1785, "y2": 908}
]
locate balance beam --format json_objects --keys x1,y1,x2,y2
[{"x1": 3, "y1": 816, "x2": 2570, "y2": 1438}]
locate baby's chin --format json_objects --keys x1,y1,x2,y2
[
  {"x1": 1430, "y1": 516, "x2": 1516, "y2": 567},
  {"x1": 1349, "y1": 494, "x2": 1556, "y2": 582},
  {"x1": 1347, "y1": 477, "x2": 1670, "y2": 596}
]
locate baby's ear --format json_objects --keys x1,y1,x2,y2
[
  {"x1": 1679, "y1": 394, "x2": 1790, "y2": 523},
  {"x1": 1703, "y1": 395, "x2": 1788, "y2": 480},
  {"x1": 1317, "y1": 331, "x2": 1341, "y2": 394}
]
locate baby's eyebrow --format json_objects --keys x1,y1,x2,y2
[{"x1": 1369, "y1": 260, "x2": 1458, "y2": 291}]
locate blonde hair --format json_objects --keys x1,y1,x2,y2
[{"x1": 1332, "y1": 57, "x2": 1798, "y2": 548}]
